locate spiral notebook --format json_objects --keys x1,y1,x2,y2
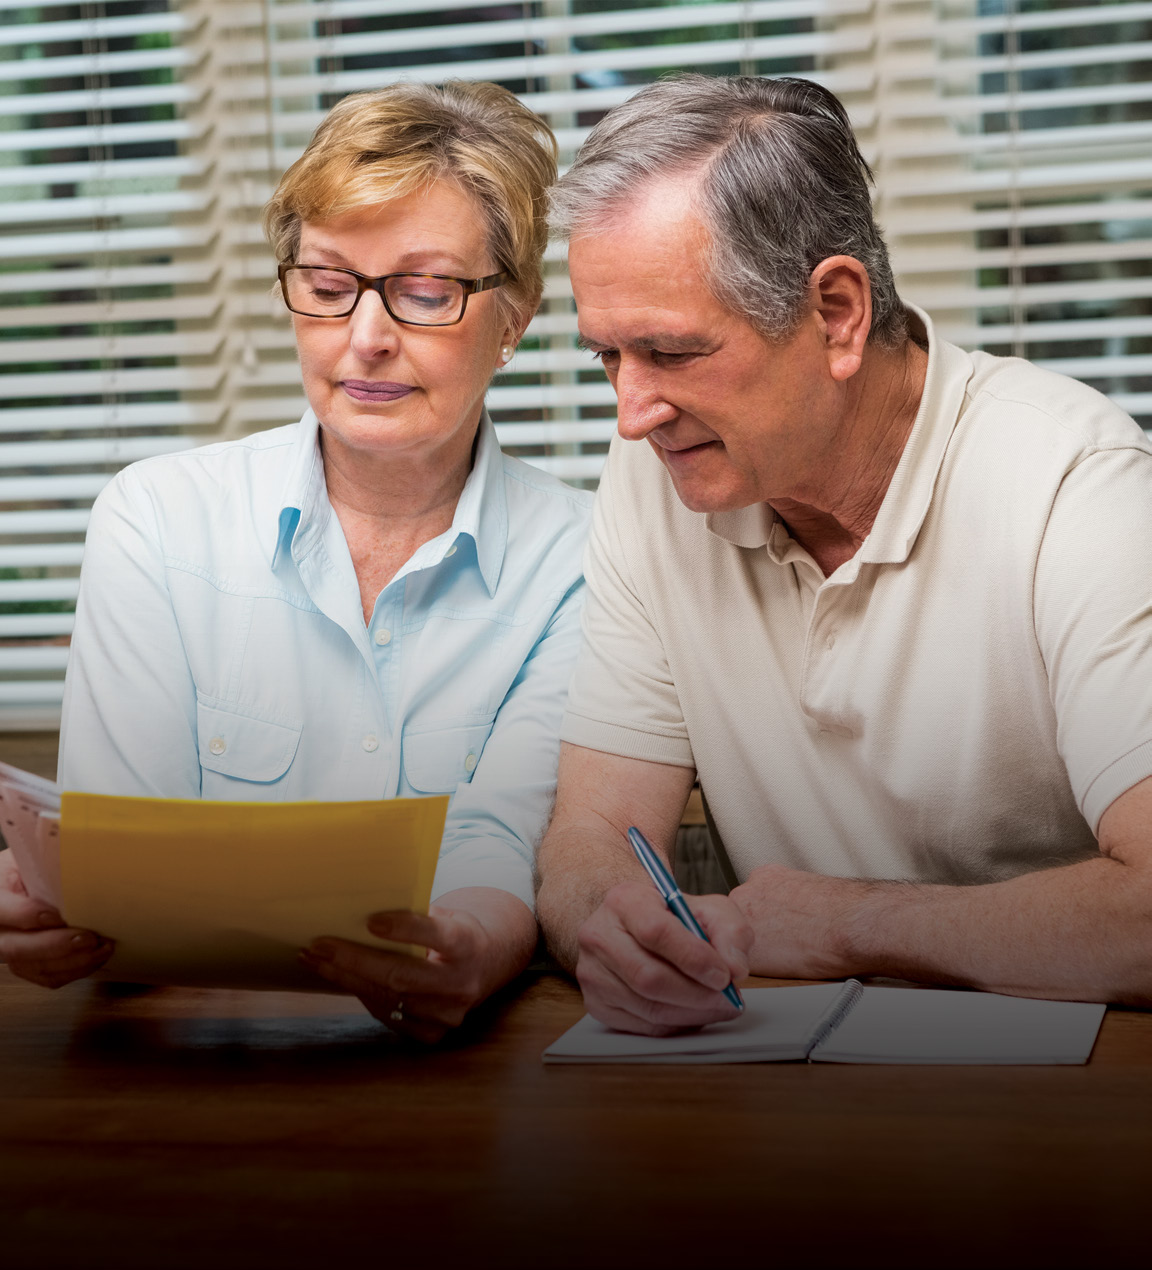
[{"x1": 543, "y1": 981, "x2": 1106, "y2": 1065}]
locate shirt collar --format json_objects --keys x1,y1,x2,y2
[
  {"x1": 855, "y1": 304, "x2": 974, "y2": 567},
  {"x1": 449, "y1": 408, "x2": 508, "y2": 595},
  {"x1": 706, "y1": 305, "x2": 975, "y2": 567},
  {"x1": 271, "y1": 408, "x2": 508, "y2": 595}
]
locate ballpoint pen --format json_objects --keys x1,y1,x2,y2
[{"x1": 627, "y1": 825, "x2": 745, "y2": 1012}]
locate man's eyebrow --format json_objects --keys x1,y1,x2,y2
[{"x1": 576, "y1": 333, "x2": 711, "y2": 354}]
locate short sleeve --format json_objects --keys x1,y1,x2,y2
[
  {"x1": 1034, "y1": 445, "x2": 1152, "y2": 829},
  {"x1": 561, "y1": 440, "x2": 695, "y2": 768}
]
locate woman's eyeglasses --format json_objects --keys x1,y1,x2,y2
[{"x1": 278, "y1": 265, "x2": 509, "y2": 326}]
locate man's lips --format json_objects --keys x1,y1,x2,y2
[
  {"x1": 341, "y1": 380, "x2": 414, "y2": 402},
  {"x1": 652, "y1": 438, "x2": 719, "y2": 459}
]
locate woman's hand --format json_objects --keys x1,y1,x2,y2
[
  {"x1": 0, "y1": 851, "x2": 113, "y2": 988},
  {"x1": 299, "y1": 887, "x2": 537, "y2": 1044}
]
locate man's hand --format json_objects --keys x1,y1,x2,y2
[
  {"x1": 729, "y1": 862, "x2": 863, "y2": 981},
  {"x1": 574, "y1": 880, "x2": 752, "y2": 1035},
  {"x1": 299, "y1": 887, "x2": 536, "y2": 1044},
  {"x1": 0, "y1": 851, "x2": 113, "y2": 988}
]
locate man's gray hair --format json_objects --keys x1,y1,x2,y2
[{"x1": 551, "y1": 75, "x2": 906, "y2": 348}]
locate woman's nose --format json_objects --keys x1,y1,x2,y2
[{"x1": 347, "y1": 288, "x2": 400, "y2": 359}]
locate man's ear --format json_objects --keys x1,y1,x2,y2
[{"x1": 809, "y1": 256, "x2": 871, "y2": 382}]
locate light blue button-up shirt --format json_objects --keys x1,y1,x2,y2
[{"x1": 59, "y1": 410, "x2": 592, "y2": 909}]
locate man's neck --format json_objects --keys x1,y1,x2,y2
[{"x1": 768, "y1": 337, "x2": 929, "y2": 577}]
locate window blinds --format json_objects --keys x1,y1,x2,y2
[{"x1": 1, "y1": 0, "x2": 1149, "y2": 724}]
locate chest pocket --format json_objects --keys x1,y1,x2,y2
[
  {"x1": 197, "y1": 700, "x2": 302, "y2": 784},
  {"x1": 402, "y1": 722, "x2": 492, "y2": 794}
]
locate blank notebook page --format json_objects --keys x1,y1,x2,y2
[
  {"x1": 542, "y1": 982, "x2": 847, "y2": 1063},
  {"x1": 811, "y1": 986, "x2": 1106, "y2": 1065}
]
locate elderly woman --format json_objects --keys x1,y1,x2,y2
[{"x1": 0, "y1": 82, "x2": 590, "y2": 1041}]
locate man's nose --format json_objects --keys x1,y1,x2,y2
[
  {"x1": 612, "y1": 360, "x2": 677, "y2": 440},
  {"x1": 348, "y1": 288, "x2": 400, "y2": 358}
]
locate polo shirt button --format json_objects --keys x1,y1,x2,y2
[
  {"x1": 362, "y1": 734, "x2": 379, "y2": 752},
  {"x1": 374, "y1": 628, "x2": 392, "y2": 646},
  {"x1": 208, "y1": 736, "x2": 226, "y2": 756},
  {"x1": 825, "y1": 631, "x2": 837, "y2": 649},
  {"x1": 464, "y1": 752, "x2": 477, "y2": 773}
]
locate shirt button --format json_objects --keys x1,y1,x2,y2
[
  {"x1": 208, "y1": 736, "x2": 226, "y2": 756},
  {"x1": 362, "y1": 734, "x2": 379, "y2": 753},
  {"x1": 374, "y1": 628, "x2": 392, "y2": 646},
  {"x1": 463, "y1": 752, "x2": 477, "y2": 773},
  {"x1": 445, "y1": 543, "x2": 457, "y2": 557},
  {"x1": 825, "y1": 631, "x2": 837, "y2": 650}
]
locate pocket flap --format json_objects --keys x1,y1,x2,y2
[
  {"x1": 197, "y1": 701, "x2": 302, "y2": 783},
  {"x1": 402, "y1": 723, "x2": 492, "y2": 794}
]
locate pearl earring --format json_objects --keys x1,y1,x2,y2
[{"x1": 500, "y1": 345, "x2": 513, "y2": 363}]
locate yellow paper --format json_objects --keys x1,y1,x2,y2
[{"x1": 60, "y1": 792, "x2": 448, "y2": 991}]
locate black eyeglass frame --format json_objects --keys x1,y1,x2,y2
[{"x1": 277, "y1": 264, "x2": 510, "y2": 325}]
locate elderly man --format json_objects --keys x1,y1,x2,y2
[{"x1": 535, "y1": 74, "x2": 1152, "y2": 1036}]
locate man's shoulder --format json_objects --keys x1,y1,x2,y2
[{"x1": 964, "y1": 350, "x2": 1150, "y2": 457}]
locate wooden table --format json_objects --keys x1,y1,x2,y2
[{"x1": 3, "y1": 970, "x2": 1151, "y2": 1269}]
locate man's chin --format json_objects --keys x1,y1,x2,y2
[{"x1": 665, "y1": 468, "x2": 753, "y2": 516}]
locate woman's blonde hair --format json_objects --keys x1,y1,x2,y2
[{"x1": 264, "y1": 81, "x2": 558, "y2": 333}]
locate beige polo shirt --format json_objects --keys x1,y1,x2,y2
[{"x1": 562, "y1": 309, "x2": 1152, "y2": 885}]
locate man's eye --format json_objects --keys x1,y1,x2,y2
[{"x1": 592, "y1": 349, "x2": 619, "y2": 366}]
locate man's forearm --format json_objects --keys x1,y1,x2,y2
[
  {"x1": 734, "y1": 780, "x2": 1152, "y2": 1003},
  {"x1": 536, "y1": 821, "x2": 649, "y2": 973},
  {"x1": 836, "y1": 853, "x2": 1152, "y2": 1003},
  {"x1": 536, "y1": 745, "x2": 697, "y2": 973}
]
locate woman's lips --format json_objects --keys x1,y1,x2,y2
[{"x1": 341, "y1": 380, "x2": 414, "y2": 402}]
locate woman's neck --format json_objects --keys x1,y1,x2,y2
[{"x1": 321, "y1": 427, "x2": 475, "y2": 623}]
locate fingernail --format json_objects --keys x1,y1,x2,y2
[
  {"x1": 708, "y1": 967, "x2": 729, "y2": 991},
  {"x1": 38, "y1": 911, "x2": 60, "y2": 928},
  {"x1": 367, "y1": 914, "x2": 391, "y2": 935},
  {"x1": 71, "y1": 932, "x2": 95, "y2": 949},
  {"x1": 308, "y1": 941, "x2": 335, "y2": 961}
]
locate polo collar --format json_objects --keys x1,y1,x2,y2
[
  {"x1": 271, "y1": 408, "x2": 508, "y2": 594},
  {"x1": 855, "y1": 305, "x2": 974, "y2": 567}
]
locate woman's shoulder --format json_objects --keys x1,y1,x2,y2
[
  {"x1": 110, "y1": 423, "x2": 300, "y2": 502},
  {"x1": 498, "y1": 451, "x2": 594, "y2": 523},
  {"x1": 91, "y1": 423, "x2": 304, "y2": 564},
  {"x1": 97, "y1": 423, "x2": 300, "y2": 528},
  {"x1": 488, "y1": 454, "x2": 594, "y2": 596}
]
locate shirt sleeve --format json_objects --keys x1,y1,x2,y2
[
  {"x1": 58, "y1": 468, "x2": 201, "y2": 798},
  {"x1": 561, "y1": 441, "x2": 695, "y2": 767},
  {"x1": 1034, "y1": 444, "x2": 1152, "y2": 831},
  {"x1": 429, "y1": 575, "x2": 585, "y2": 911}
]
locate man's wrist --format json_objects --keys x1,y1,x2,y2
[{"x1": 835, "y1": 876, "x2": 935, "y2": 981}]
